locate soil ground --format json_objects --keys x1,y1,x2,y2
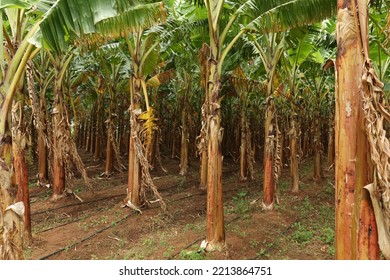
[{"x1": 25, "y1": 151, "x2": 335, "y2": 260}]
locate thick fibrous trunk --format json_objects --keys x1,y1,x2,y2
[
  {"x1": 290, "y1": 116, "x2": 299, "y2": 193},
  {"x1": 327, "y1": 116, "x2": 335, "y2": 169},
  {"x1": 37, "y1": 133, "x2": 47, "y2": 181},
  {"x1": 205, "y1": 60, "x2": 225, "y2": 251},
  {"x1": 171, "y1": 125, "x2": 176, "y2": 159},
  {"x1": 85, "y1": 117, "x2": 91, "y2": 152},
  {"x1": 198, "y1": 44, "x2": 209, "y2": 191},
  {"x1": 83, "y1": 122, "x2": 88, "y2": 148},
  {"x1": 13, "y1": 142, "x2": 30, "y2": 242},
  {"x1": 335, "y1": 0, "x2": 379, "y2": 259},
  {"x1": 179, "y1": 108, "x2": 189, "y2": 176},
  {"x1": 0, "y1": 132, "x2": 24, "y2": 260},
  {"x1": 199, "y1": 103, "x2": 208, "y2": 190},
  {"x1": 37, "y1": 94, "x2": 48, "y2": 182},
  {"x1": 94, "y1": 99, "x2": 102, "y2": 161},
  {"x1": 239, "y1": 113, "x2": 247, "y2": 182},
  {"x1": 105, "y1": 136, "x2": 114, "y2": 175},
  {"x1": 52, "y1": 78, "x2": 65, "y2": 200},
  {"x1": 12, "y1": 89, "x2": 31, "y2": 243},
  {"x1": 94, "y1": 131, "x2": 101, "y2": 161},
  {"x1": 199, "y1": 146, "x2": 208, "y2": 190},
  {"x1": 126, "y1": 77, "x2": 142, "y2": 207},
  {"x1": 104, "y1": 96, "x2": 115, "y2": 175},
  {"x1": 262, "y1": 101, "x2": 276, "y2": 209},
  {"x1": 0, "y1": 44, "x2": 35, "y2": 260},
  {"x1": 302, "y1": 129, "x2": 309, "y2": 158},
  {"x1": 313, "y1": 115, "x2": 322, "y2": 181},
  {"x1": 89, "y1": 112, "x2": 96, "y2": 154}
]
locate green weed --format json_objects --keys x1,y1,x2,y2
[
  {"x1": 142, "y1": 238, "x2": 155, "y2": 248},
  {"x1": 256, "y1": 248, "x2": 270, "y2": 259},
  {"x1": 163, "y1": 246, "x2": 175, "y2": 258},
  {"x1": 278, "y1": 179, "x2": 290, "y2": 191},
  {"x1": 250, "y1": 240, "x2": 260, "y2": 248},
  {"x1": 319, "y1": 227, "x2": 334, "y2": 245},
  {"x1": 227, "y1": 223, "x2": 246, "y2": 238},
  {"x1": 179, "y1": 249, "x2": 206, "y2": 260},
  {"x1": 231, "y1": 190, "x2": 250, "y2": 215},
  {"x1": 291, "y1": 222, "x2": 313, "y2": 244},
  {"x1": 124, "y1": 249, "x2": 145, "y2": 260}
]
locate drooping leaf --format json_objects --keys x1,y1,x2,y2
[
  {"x1": 38, "y1": 0, "x2": 166, "y2": 52},
  {"x1": 0, "y1": 0, "x2": 31, "y2": 9},
  {"x1": 244, "y1": 0, "x2": 336, "y2": 34},
  {"x1": 147, "y1": 68, "x2": 175, "y2": 87}
]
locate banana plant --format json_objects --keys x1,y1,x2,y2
[
  {"x1": 245, "y1": 32, "x2": 285, "y2": 210},
  {"x1": 0, "y1": 0, "x2": 169, "y2": 260},
  {"x1": 229, "y1": 66, "x2": 262, "y2": 182},
  {"x1": 336, "y1": 0, "x2": 389, "y2": 260},
  {"x1": 30, "y1": 49, "x2": 55, "y2": 186},
  {"x1": 35, "y1": 0, "x2": 168, "y2": 210},
  {"x1": 198, "y1": 0, "x2": 336, "y2": 251},
  {"x1": 280, "y1": 27, "x2": 325, "y2": 193},
  {"x1": 301, "y1": 61, "x2": 333, "y2": 181},
  {"x1": 81, "y1": 46, "x2": 129, "y2": 177},
  {"x1": 0, "y1": 0, "x2": 55, "y2": 260}
]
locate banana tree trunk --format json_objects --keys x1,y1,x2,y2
[
  {"x1": 302, "y1": 128, "x2": 309, "y2": 158},
  {"x1": 199, "y1": 143, "x2": 208, "y2": 190},
  {"x1": 89, "y1": 110, "x2": 96, "y2": 154},
  {"x1": 105, "y1": 133, "x2": 114, "y2": 175},
  {"x1": 0, "y1": 120, "x2": 25, "y2": 260},
  {"x1": 313, "y1": 114, "x2": 322, "y2": 181},
  {"x1": 52, "y1": 78, "x2": 66, "y2": 200},
  {"x1": 290, "y1": 116, "x2": 299, "y2": 193},
  {"x1": 327, "y1": 116, "x2": 335, "y2": 169},
  {"x1": 84, "y1": 120, "x2": 88, "y2": 148},
  {"x1": 205, "y1": 58, "x2": 225, "y2": 251},
  {"x1": 262, "y1": 100, "x2": 276, "y2": 209},
  {"x1": 335, "y1": 0, "x2": 379, "y2": 259},
  {"x1": 0, "y1": 44, "x2": 35, "y2": 260},
  {"x1": 94, "y1": 96, "x2": 103, "y2": 161},
  {"x1": 12, "y1": 86, "x2": 31, "y2": 243},
  {"x1": 239, "y1": 112, "x2": 247, "y2": 182},
  {"x1": 206, "y1": 95, "x2": 224, "y2": 251},
  {"x1": 37, "y1": 96, "x2": 48, "y2": 182},
  {"x1": 198, "y1": 44, "x2": 209, "y2": 191},
  {"x1": 199, "y1": 102, "x2": 208, "y2": 190},
  {"x1": 85, "y1": 117, "x2": 91, "y2": 152},
  {"x1": 127, "y1": 77, "x2": 142, "y2": 207},
  {"x1": 105, "y1": 97, "x2": 115, "y2": 176},
  {"x1": 179, "y1": 106, "x2": 189, "y2": 176},
  {"x1": 171, "y1": 123, "x2": 176, "y2": 159}
]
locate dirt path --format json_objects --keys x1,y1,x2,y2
[{"x1": 26, "y1": 152, "x2": 335, "y2": 260}]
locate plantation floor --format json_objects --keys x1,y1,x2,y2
[{"x1": 26, "y1": 151, "x2": 335, "y2": 260}]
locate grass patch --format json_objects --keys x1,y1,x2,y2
[
  {"x1": 179, "y1": 249, "x2": 206, "y2": 260},
  {"x1": 226, "y1": 223, "x2": 246, "y2": 238},
  {"x1": 124, "y1": 249, "x2": 145, "y2": 260},
  {"x1": 229, "y1": 190, "x2": 250, "y2": 216},
  {"x1": 142, "y1": 238, "x2": 155, "y2": 248},
  {"x1": 163, "y1": 246, "x2": 175, "y2": 258},
  {"x1": 319, "y1": 227, "x2": 334, "y2": 245},
  {"x1": 256, "y1": 248, "x2": 270, "y2": 259},
  {"x1": 291, "y1": 222, "x2": 313, "y2": 244},
  {"x1": 250, "y1": 239, "x2": 260, "y2": 248},
  {"x1": 278, "y1": 179, "x2": 290, "y2": 191}
]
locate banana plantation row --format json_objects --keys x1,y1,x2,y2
[{"x1": 0, "y1": 0, "x2": 389, "y2": 259}]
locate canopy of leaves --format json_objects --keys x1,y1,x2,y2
[{"x1": 37, "y1": 0, "x2": 166, "y2": 52}]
